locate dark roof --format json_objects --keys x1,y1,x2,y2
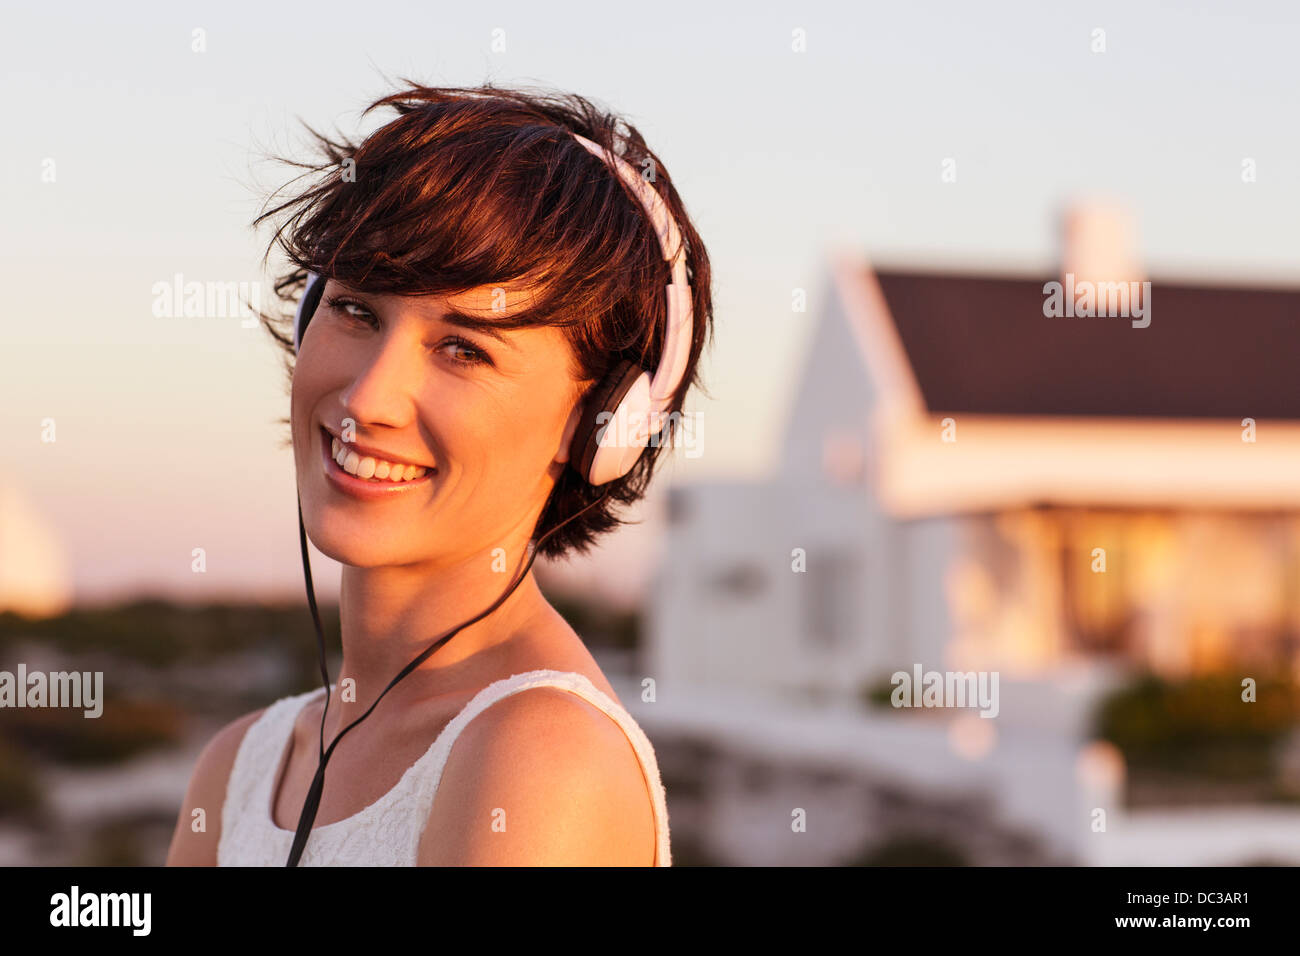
[{"x1": 873, "y1": 269, "x2": 1300, "y2": 419}]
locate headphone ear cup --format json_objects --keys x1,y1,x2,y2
[
  {"x1": 572, "y1": 360, "x2": 648, "y2": 485},
  {"x1": 293, "y1": 273, "x2": 326, "y2": 354}
]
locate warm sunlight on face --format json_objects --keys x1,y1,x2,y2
[{"x1": 290, "y1": 279, "x2": 590, "y2": 570}]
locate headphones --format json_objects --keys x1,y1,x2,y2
[
  {"x1": 282, "y1": 131, "x2": 693, "y2": 866},
  {"x1": 292, "y1": 132, "x2": 694, "y2": 487}
]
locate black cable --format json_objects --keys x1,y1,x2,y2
[{"x1": 286, "y1": 488, "x2": 612, "y2": 866}]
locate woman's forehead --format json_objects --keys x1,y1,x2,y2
[{"x1": 441, "y1": 282, "x2": 545, "y2": 317}]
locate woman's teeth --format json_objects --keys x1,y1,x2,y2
[{"x1": 331, "y1": 437, "x2": 429, "y2": 482}]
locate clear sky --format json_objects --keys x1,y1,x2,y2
[{"x1": 3, "y1": 0, "x2": 1297, "y2": 606}]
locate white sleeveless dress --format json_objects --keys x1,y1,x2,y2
[{"x1": 216, "y1": 669, "x2": 671, "y2": 866}]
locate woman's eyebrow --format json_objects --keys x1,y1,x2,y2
[{"x1": 438, "y1": 310, "x2": 522, "y2": 351}]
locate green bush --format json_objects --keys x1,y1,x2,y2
[
  {"x1": 0, "y1": 736, "x2": 45, "y2": 818},
  {"x1": 862, "y1": 677, "x2": 898, "y2": 710},
  {"x1": 1093, "y1": 671, "x2": 1300, "y2": 781},
  {"x1": 4, "y1": 697, "x2": 185, "y2": 766},
  {"x1": 844, "y1": 833, "x2": 970, "y2": 866},
  {"x1": 0, "y1": 600, "x2": 337, "y2": 669},
  {"x1": 544, "y1": 592, "x2": 640, "y2": 651}
]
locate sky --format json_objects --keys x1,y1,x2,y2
[{"x1": 2, "y1": 0, "x2": 1297, "y2": 608}]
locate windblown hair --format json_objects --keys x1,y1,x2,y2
[{"x1": 251, "y1": 80, "x2": 713, "y2": 560}]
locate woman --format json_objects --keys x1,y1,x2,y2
[{"x1": 165, "y1": 81, "x2": 712, "y2": 866}]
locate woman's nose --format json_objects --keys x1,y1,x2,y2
[{"x1": 338, "y1": 329, "x2": 424, "y2": 428}]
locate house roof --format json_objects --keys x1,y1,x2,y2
[
  {"x1": 826, "y1": 251, "x2": 1300, "y2": 515},
  {"x1": 873, "y1": 269, "x2": 1300, "y2": 419}
]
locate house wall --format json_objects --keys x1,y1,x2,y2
[
  {"x1": 885, "y1": 516, "x2": 959, "y2": 680},
  {"x1": 647, "y1": 266, "x2": 961, "y2": 702},
  {"x1": 777, "y1": 269, "x2": 880, "y2": 487},
  {"x1": 647, "y1": 479, "x2": 873, "y2": 699},
  {"x1": 647, "y1": 480, "x2": 960, "y2": 705}
]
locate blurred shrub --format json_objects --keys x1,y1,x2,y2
[
  {"x1": 544, "y1": 592, "x2": 639, "y2": 651},
  {"x1": 860, "y1": 675, "x2": 936, "y2": 713},
  {"x1": 844, "y1": 832, "x2": 970, "y2": 866},
  {"x1": 663, "y1": 832, "x2": 725, "y2": 867},
  {"x1": 81, "y1": 817, "x2": 152, "y2": 867},
  {"x1": 0, "y1": 600, "x2": 337, "y2": 670},
  {"x1": 0, "y1": 736, "x2": 45, "y2": 818},
  {"x1": 5, "y1": 697, "x2": 185, "y2": 766},
  {"x1": 0, "y1": 595, "x2": 632, "y2": 679},
  {"x1": 862, "y1": 678, "x2": 897, "y2": 710},
  {"x1": 1093, "y1": 671, "x2": 1300, "y2": 781}
]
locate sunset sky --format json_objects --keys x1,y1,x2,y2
[{"x1": 3, "y1": 0, "x2": 1297, "y2": 609}]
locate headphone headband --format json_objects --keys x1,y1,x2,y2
[{"x1": 567, "y1": 133, "x2": 693, "y2": 415}]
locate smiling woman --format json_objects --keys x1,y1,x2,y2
[{"x1": 165, "y1": 80, "x2": 713, "y2": 868}]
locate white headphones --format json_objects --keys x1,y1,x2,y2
[{"x1": 291, "y1": 131, "x2": 693, "y2": 487}]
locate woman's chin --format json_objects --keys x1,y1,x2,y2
[{"x1": 300, "y1": 518, "x2": 412, "y2": 568}]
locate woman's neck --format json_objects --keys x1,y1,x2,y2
[{"x1": 330, "y1": 542, "x2": 550, "y2": 724}]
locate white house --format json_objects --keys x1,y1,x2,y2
[{"x1": 637, "y1": 206, "x2": 1300, "y2": 865}]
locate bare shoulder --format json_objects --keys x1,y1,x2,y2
[
  {"x1": 418, "y1": 685, "x2": 656, "y2": 866},
  {"x1": 164, "y1": 706, "x2": 268, "y2": 866}
]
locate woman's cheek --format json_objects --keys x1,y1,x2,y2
[{"x1": 497, "y1": 407, "x2": 555, "y2": 477}]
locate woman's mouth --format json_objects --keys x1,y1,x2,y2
[{"x1": 320, "y1": 426, "x2": 435, "y2": 497}]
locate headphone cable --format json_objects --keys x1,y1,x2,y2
[{"x1": 286, "y1": 487, "x2": 612, "y2": 867}]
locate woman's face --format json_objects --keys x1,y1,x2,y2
[{"x1": 291, "y1": 278, "x2": 589, "y2": 568}]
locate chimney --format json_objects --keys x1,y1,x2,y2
[
  {"x1": 1062, "y1": 201, "x2": 1143, "y2": 286},
  {"x1": 1059, "y1": 201, "x2": 1146, "y2": 321}
]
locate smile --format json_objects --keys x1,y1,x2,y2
[{"x1": 320, "y1": 426, "x2": 435, "y2": 497}]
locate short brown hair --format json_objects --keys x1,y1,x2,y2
[{"x1": 251, "y1": 80, "x2": 714, "y2": 560}]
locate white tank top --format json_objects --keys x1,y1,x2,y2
[{"x1": 217, "y1": 669, "x2": 671, "y2": 866}]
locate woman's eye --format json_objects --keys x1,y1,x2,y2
[
  {"x1": 325, "y1": 295, "x2": 377, "y2": 327},
  {"x1": 324, "y1": 295, "x2": 490, "y2": 368},
  {"x1": 441, "y1": 337, "x2": 490, "y2": 367}
]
